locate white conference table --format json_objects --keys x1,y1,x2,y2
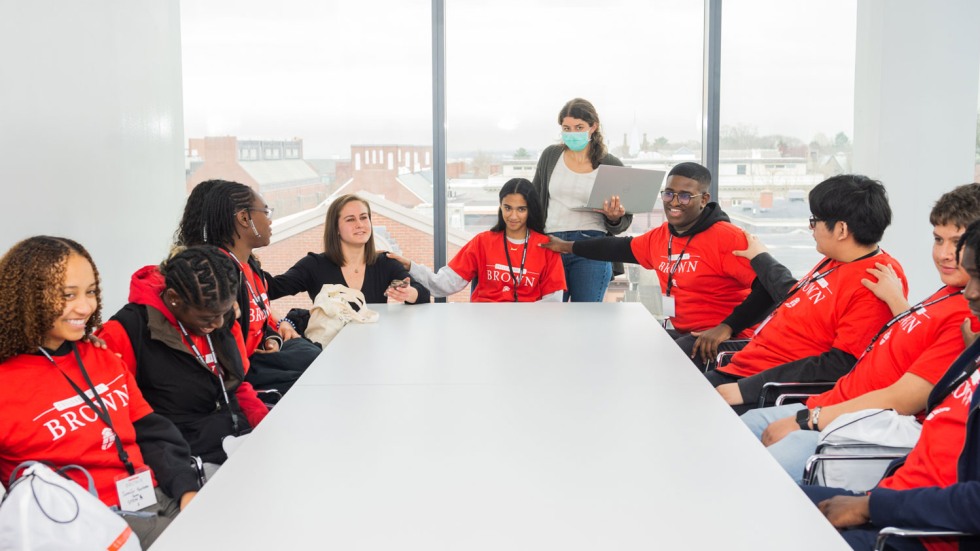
[{"x1": 152, "y1": 303, "x2": 849, "y2": 550}]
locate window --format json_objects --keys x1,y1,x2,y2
[{"x1": 719, "y1": 0, "x2": 856, "y2": 276}]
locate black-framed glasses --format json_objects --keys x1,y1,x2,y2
[
  {"x1": 660, "y1": 190, "x2": 703, "y2": 205},
  {"x1": 248, "y1": 207, "x2": 274, "y2": 217},
  {"x1": 808, "y1": 215, "x2": 823, "y2": 230}
]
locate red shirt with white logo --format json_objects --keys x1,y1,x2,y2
[
  {"x1": 629, "y1": 221, "x2": 757, "y2": 336},
  {"x1": 878, "y1": 369, "x2": 978, "y2": 491},
  {"x1": 237, "y1": 259, "x2": 276, "y2": 355},
  {"x1": 720, "y1": 251, "x2": 908, "y2": 378},
  {"x1": 0, "y1": 343, "x2": 156, "y2": 508},
  {"x1": 448, "y1": 230, "x2": 566, "y2": 302},
  {"x1": 808, "y1": 286, "x2": 972, "y2": 412}
]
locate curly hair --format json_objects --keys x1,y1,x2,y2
[{"x1": 0, "y1": 236, "x2": 102, "y2": 362}]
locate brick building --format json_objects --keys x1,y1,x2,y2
[
  {"x1": 186, "y1": 136, "x2": 328, "y2": 218},
  {"x1": 258, "y1": 192, "x2": 473, "y2": 317}
]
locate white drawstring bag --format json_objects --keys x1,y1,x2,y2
[
  {"x1": 0, "y1": 461, "x2": 141, "y2": 550},
  {"x1": 812, "y1": 408, "x2": 921, "y2": 492},
  {"x1": 305, "y1": 284, "x2": 379, "y2": 347}
]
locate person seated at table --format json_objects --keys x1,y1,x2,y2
[
  {"x1": 708, "y1": 174, "x2": 909, "y2": 413},
  {"x1": 388, "y1": 178, "x2": 566, "y2": 302},
  {"x1": 176, "y1": 179, "x2": 322, "y2": 395},
  {"x1": 266, "y1": 193, "x2": 430, "y2": 312},
  {"x1": 99, "y1": 246, "x2": 268, "y2": 480},
  {"x1": 740, "y1": 183, "x2": 980, "y2": 482},
  {"x1": 0, "y1": 236, "x2": 200, "y2": 548},
  {"x1": 800, "y1": 220, "x2": 980, "y2": 550},
  {"x1": 540, "y1": 161, "x2": 760, "y2": 367}
]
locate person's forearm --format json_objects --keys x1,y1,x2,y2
[
  {"x1": 571, "y1": 236, "x2": 638, "y2": 263},
  {"x1": 408, "y1": 263, "x2": 468, "y2": 298},
  {"x1": 750, "y1": 252, "x2": 796, "y2": 303}
]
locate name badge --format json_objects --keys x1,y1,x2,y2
[
  {"x1": 115, "y1": 467, "x2": 157, "y2": 512},
  {"x1": 661, "y1": 294, "x2": 676, "y2": 318}
]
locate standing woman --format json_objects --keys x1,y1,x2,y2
[
  {"x1": 531, "y1": 97, "x2": 631, "y2": 302},
  {"x1": 388, "y1": 178, "x2": 566, "y2": 302},
  {"x1": 267, "y1": 194, "x2": 430, "y2": 306},
  {"x1": 0, "y1": 236, "x2": 199, "y2": 548},
  {"x1": 99, "y1": 246, "x2": 267, "y2": 479},
  {"x1": 177, "y1": 179, "x2": 322, "y2": 394}
]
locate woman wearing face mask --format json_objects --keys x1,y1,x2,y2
[
  {"x1": 531, "y1": 97, "x2": 631, "y2": 302},
  {"x1": 388, "y1": 178, "x2": 566, "y2": 302},
  {"x1": 0, "y1": 236, "x2": 200, "y2": 549},
  {"x1": 99, "y1": 246, "x2": 267, "y2": 481},
  {"x1": 267, "y1": 194, "x2": 430, "y2": 307}
]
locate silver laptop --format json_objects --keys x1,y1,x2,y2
[{"x1": 571, "y1": 165, "x2": 665, "y2": 214}]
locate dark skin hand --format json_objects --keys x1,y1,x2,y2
[
  {"x1": 539, "y1": 235, "x2": 574, "y2": 254},
  {"x1": 818, "y1": 495, "x2": 871, "y2": 528},
  {"x1": 689, "y1": 323, "x2": 733, "y2": 365}
]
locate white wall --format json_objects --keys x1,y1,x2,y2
[
  {"x1": 854, "y1": 0, "x2": 980, "y2": 302},
  {"x1": 0, "y1": 1, "x2": 186, "y2": 313}
]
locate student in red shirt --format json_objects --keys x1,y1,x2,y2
[
  {"x1": 706, "y1": 174, "x2": 908, "y2": 412},
  {"x1": 740, "y1": 183, "x2": 980, "y2": 482},
  {"x1": 177, "y1": 180, "x2": 323, "y2": 394},
  {"x1": 99, "y1": 246, "x2": 268, "y2": 480},
  {"x1": 800, "y1": 218, "x2": 980, "y2": 551},
  {"x1": 0, "y1": 236, "x2": 200, "y2": 549},
  {"x1": 540, "y1": 162, "x2": 758, "y2": 368},
  {"x1": 389, "y1": 178, "x2": 566, "y2": 302}
]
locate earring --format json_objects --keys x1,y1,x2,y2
[{"x1": 171, "y1": 302, "x2": 177, "y2": 306}]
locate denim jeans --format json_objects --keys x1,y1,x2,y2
[
  {"x1": 741, "y1": 403, "x2": 820, "y2": 482},
  {"x1": 550, "y1": 230, "x2": 612, "y2": 302}
]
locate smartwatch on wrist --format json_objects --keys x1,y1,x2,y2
[{"x1": 796, "y1": 408, "x2": 812, "y2": 430}]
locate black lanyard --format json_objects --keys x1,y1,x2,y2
[
  {"x1": 176, "y1": 321, "x2": 241, "y2": 435},
  {"x1": 41, "y1": 343, "x2": 136, "y2": 475},
  {"x1": 785, "y1": 248, "x2": 881, "y2": 302},
  {"x1": 503, "y1": 230, "x2": 529, "y2": 302},
  {"x1": 665, "y1": 233, "x2": 695, "y2": 297},
  {"x1": 222, "y1": 250, "x2": 275, "y2": 330},
  {"x1": 856, "y1": 287, "x2": 963, "y2": 362}
]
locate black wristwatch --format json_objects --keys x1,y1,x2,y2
[{"x1": 796, "y1": 408, "x2": 812, "y2": 431}]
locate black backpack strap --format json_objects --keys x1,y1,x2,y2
[{"x1": 109, "y1": 304, "x2": 148, "y2": 371}]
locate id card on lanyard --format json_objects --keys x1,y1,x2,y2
[{"x1": 41, "y1": 344, "x2": 158, "y2": 511}]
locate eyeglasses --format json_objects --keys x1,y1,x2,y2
[
  {"x1": 660, "y1": 190, "x2": 703, "y2": 205},
  {"x1": 248, "y1": 207, "x2": 274, "y2": 217},
  {"x1": 808, "y1": 215, "x2": 823, "y2": 230}
]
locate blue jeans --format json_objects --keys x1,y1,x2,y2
[
  {"x1": 741, "y1": 403, "x2": 820, "y2": 483},
  {"x1": 550, "y1": 230, "x2": 612, "y2": 302}
]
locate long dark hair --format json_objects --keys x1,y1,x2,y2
[
  {"x1": 558, "y1": 98, "x2": 607, "y2": 169},
  {"x1": 490, "y1": 178, "x2": 545, "y2": 235},
  {"x1": 323, "y1": 194, "x2": 378, "y2": 267}
]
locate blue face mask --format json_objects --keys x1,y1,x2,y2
[{"x1": 561, "y1": 131, "x2": 590, "y2": 152}]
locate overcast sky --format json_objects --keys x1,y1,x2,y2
[{"x1": 181, "y1": 0, "x2": 858, "y2": 158}]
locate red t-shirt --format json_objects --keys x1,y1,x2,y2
[
  {"x1": 449, "y1": 230, "x2": 566, "y2": 302},
  {"x1": 808, "y1": 287, "x2": 973, "y2": 412},
  {"x1": 629, "y1": 221, "x2": 757, "y2": 337},
  {"x1": 0, "y1": 343, "x2": 156, "y2": 508},
  {"x1": 236, "y1": 259, "x2": 277, "y2": 356},
  {"x1": 720, "y1": 251, "x2": 908, "y2": 378},
  {"x1": 877, "y1": 370, "x2": 978, "y2": 494}
]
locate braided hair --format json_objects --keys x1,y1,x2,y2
[
  {"x1": 177, "y1": 180, "x2": 255, "y2": 249},
  {"x1": 161, "y1": 246, "x2": 239, "y2": 310}
]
